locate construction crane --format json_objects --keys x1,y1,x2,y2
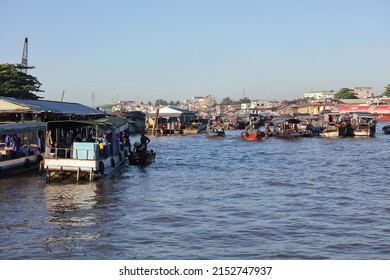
[{"x1": 20, "y1": 37, "x2": 28, "y2": 74}]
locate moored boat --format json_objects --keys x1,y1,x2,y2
[
  {"x1": 273, "y1": 118, "x2": 301, "y2": 139},
  {"x1": 350, "y1": 113, "x2": 376, "y2": 137},
  {"x1": 43, "y1": 117, "x2": 131, "y2": 182},
  {"x1": 0, "y1": 122, "x2": 46, "y2": 177},
  {"x1": 319, "y1": 123, "x2": 340, "y2": 138}
]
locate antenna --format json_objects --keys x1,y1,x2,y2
[
  {"x1": 20, "y1": 37, "x2": 28, "y2": 74},
  {"x1": 61, "y1": 90, "x2": 65, "y2": 102}
]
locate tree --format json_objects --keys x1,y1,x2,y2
[
  {"x1": 383, "y1": 84, "x2": 390, "y2": 97},
  {"x1": 239, "y1": 97, "x2": 251, "y2": 103},
  {"x1": 221, "y1": 97, "x2": 233, "y2": 104},
  {"x1": 0, "y1": 63, "x2": 44, "y2": 99},
  {"x1": 155, "y1": 99, "x2": 168, "y2": 107},
  {"x1": 334, "y1": 88, "x2": 358, "y2": 99}
]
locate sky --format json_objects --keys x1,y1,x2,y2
[{"x1": 1, "y1": 0, "x2": 389, "y2": 106}]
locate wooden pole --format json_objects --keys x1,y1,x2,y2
[{"x1": 152, "y1": 108, "x2": 159, "y2": 135}]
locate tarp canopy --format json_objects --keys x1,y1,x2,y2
[{"x1": 0, "y1": 122, "x2": 46, "y2": 135}]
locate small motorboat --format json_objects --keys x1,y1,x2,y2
[
  {"x1": 241, "y1": 130, "x2": 264, "y2": 141},
  {"x1": 382, "y1": 125, "x2": 390, "y2": 134},
  {"x1": 129, "y1": 141, "x2": 156, "y2": 165},
  {"x1": 206, "y1": 128, "x2": 225, "y2": 137}
]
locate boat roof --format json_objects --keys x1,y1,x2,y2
[
  {"x1": 0, "y1": 121, "x2": 46, "y2": 134},
  {"x1": 0, "y1": 97, "x2": 105, "y2": 115},
  {"x1": 46, "y1": 117, "x2": 128, "y2": 133}
]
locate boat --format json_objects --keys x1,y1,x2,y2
[
  {"x1": 129, "y1": 142, "x2": 156, "y2": 165},
  {"x1": 273, "y1": 118, "x2": 301, "y2": 139},
  {"x1": 241, "y1": 130, "x2": 264, "y2": 140},
  {"x1": 382, "y1": 125, "x2": 390, "y2": 134},
  {"x1": 319, "y1": 122, "x2": 341, "y2": 138},
  {"x1": 42, "y1": 117, "x2": 131, "y2": 182},
  {"x1": 206, "y1": 127, "x2": 225, "y2": 137},
  {"x1": 0, "y1": 122, "x2": 46, "y2": 177},
  {"x1": 350, "y1": 113, "x2": 376, "y2": 137}
]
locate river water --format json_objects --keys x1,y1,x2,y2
[{"x1": 1, "y1": 122, "x2": 390, "y2": 260}]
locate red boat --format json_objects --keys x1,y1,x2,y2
[{"x1": 241, "y1": 130, "x2": 264, "y2": 140}]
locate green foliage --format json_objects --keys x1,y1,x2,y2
[
  {"x1": 0, "y1": 63, "x2": 43, "y2": 99},
  {"x1": 169, "y1": 100, "x2": 181, "y2": 106},
  {"x1": 383, "y1": 84, "x2": 390, "y2": 97},
  {"x1": 155, "y1": 99, "x2": 168, "y2": 107},
  {"x1": 221, "y1": 97, "x2": 234, "y2": 104},
  {"x1": 334, "y1": 88, "x2": 358, "y2": 99},
  {"x1": 239, "y1": 97, "x2": 251, "y2": 103}
]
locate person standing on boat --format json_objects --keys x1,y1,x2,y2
[{"x1": 140, "y1": 132, "x2": 150, "y2": 151}]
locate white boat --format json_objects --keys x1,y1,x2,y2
[
  {"x1": 0, "y1": 122, "x2": 46, "y2": 177},
  {"x1": 43, "y1": 117, "x2": 131, "y2": 182},
  {"x1": 351, "y1": 113, "x2": 376, "y2": 137},
  {"x1": 319, "y1": 123, "x2": 341, "y2": 138}
]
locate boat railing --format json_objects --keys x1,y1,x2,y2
[{"x1": 45, "y1": 145, "x2": 99, "y2": 160}]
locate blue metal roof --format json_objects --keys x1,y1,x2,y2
[{"x1": 0, "y1": 97, "x2": 104, "y2": 115}]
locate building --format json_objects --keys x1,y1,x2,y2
[
  {"x1": 353, "y1": 87, "x2": 373, "y2": 99},
  {"x1": 146, "y1": 106, "x2": 196, "y2": 135},
  {"x1": 303, "y1": 90, "x2": 336, "y2": 100}
]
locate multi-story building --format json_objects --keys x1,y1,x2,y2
[
  {"x1": 353, "y1": 87, "x2": 373, "y2": 99},
  {"x1": 303, "y1": 90, "x2": 336, "y2": 100}
]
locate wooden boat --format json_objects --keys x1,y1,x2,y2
[
  {"x1": 273, "y1": 118, "x2": 301, "y2": 139},
  {"x1": 206, "y1": 128, "x2": 225, "y2": 137},
  {"x1": 350, "y1": 113, "x2": 376, "y2": 137},
  {"x1": 319, "y1": 122, "x2": 341, "y2": 138},
  {"x1": 129, "y1": 143, "x2": 156, "y2": 166},
  {"x1": 353, "y1": 122, "x2": 376, "y2": 137},
  {"x1": 241, "y1": 130, "x2": 264, "y2": 140},
  {"x1": 0, "y1": 122, "x2": 46, "y2": 177},
  {"x1": 43, "y1": 117, "x2": 131, "y2": 182},
  {"x1": 382, "y1": 125, "x2": 390, "y2": 134}
]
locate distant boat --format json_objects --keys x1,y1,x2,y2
[
  {"x1": 43, "y1": 117, "x2": 131, "y2": 182},
  {"x1": 382, "y1": 125, "x2": 390, "y2": 134},
  {"x1": 0, "y1": 122, "x2": 46, "y2": 177},
  {"x1": 273, "y1": 118, "x2": 301, "y2": 139},
  {"x1": 206, "y1": 128, "x2": 225, "y2": 137},
  {"x1": 241, "y1": 130, "x2": 264, "y2": 141}
]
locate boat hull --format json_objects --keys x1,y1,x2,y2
[
  {"x1": 129, "y1": 150, "x2": 156, "y2": 165},
  {"x1": 43, "y1": 147, "x2": 129, "y2": 182},
  {"x1": 241, "y1": 131, "x2": 263, "y2": 140},
  {"x1": 206, "y1": 130, "x2": 225, "y2": 137},
  {"x1": 0, "y1": 154, "x2": 43, "y2": 177}
]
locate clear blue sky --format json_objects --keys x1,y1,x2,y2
[{"x1": 1, "y1": 0, "x2": 389, "y2": 106}]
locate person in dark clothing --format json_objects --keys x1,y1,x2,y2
[{"x1": 140, "y1": 133, "x2": 150, "y2": 150}]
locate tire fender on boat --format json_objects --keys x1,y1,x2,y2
[
  {"x1": 111, "y1": 157, "x2": 115, "y2": 168},
  {"x1": 99, "y1": 161, "x2": 105, "y2": 174},
  {"x1": 24, "y1": 158, "x2": 31, "y2": 168}
]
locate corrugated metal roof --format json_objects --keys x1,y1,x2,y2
[{"x1": 0, "y1": 97, "x2": 105, "y2": 115}]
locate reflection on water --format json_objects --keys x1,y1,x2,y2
[
  {"x1": 1, "y1": 123, "x2": 390, "y2": 259},
  {"x1": 42, "y1": 183, "x2": 101, "y2": 252}
]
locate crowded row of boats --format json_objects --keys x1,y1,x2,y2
[
  {"x1": 0, "y1": 118, "x2": 156, "y2": 182},
  {"x1": 0, "y1": 112, "x2": 388, "y2": 181},
  {"x1": 205, "y1": 112, "x2": 381, "y2": 140}
]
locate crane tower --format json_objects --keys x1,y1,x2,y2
[{"x1": 20, "y1": 37, "x2": 28, "y2": 73}]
